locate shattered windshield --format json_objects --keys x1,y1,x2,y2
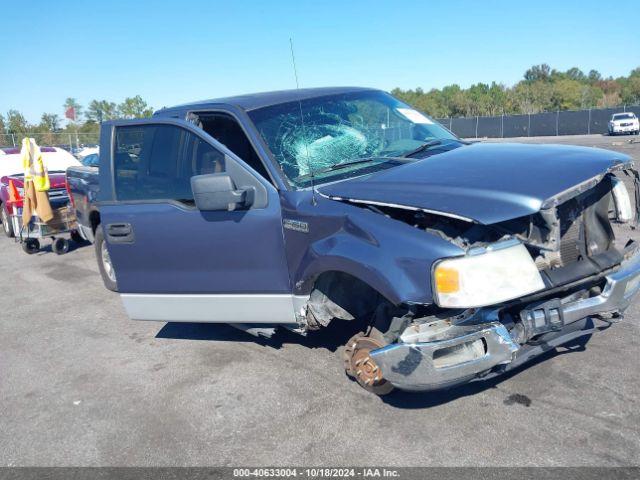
[{"x1": 248, "y1": 90, "x2": 458, "y2": 188}]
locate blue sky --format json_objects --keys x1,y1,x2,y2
[{"x1": 1, "y1": 0, "x2": 638, "y2": 123}]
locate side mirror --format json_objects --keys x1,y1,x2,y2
[{"x1": 191, "y1": 173, "x2": 255, "y2": 211}]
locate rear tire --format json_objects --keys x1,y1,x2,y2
[
  {"x1": 1, "y1": 204, "x2": 14, "y2": 238},
  {"x1": 95, "y1": 227, "x2": 118, "y2": 292}
]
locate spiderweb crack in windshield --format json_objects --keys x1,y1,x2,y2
[{"x1": 273, "y1": 110, "x2": 385, "y2": 178}]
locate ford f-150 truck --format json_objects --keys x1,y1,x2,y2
[{"x1": 84, "y1": 87, "x2": 640, "y2": 394}]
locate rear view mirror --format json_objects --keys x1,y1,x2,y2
[{"x1": 191, "y1": 173, "x2": 255, "y2": 211}]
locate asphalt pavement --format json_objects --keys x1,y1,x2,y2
[{"x1": 1, "y1": 134, "x2": 639, "y2": 466}]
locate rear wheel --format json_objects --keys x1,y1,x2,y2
[
  {"x1": 1, "y1": 204, "x2": 14, "y2": 238},
  {"x1": 95, "y1": 227, "x2": 118, "y2": 292},
  {"x1": 343, "y1": 327, "x2": 394, "y2": 395}
]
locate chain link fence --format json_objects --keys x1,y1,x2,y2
[
  {"x1": 437, "y1": 104, "x2": 640, "y2": 139},
  {"x1": 0, "y1": 132, "x2": 99, "y2": 151}
]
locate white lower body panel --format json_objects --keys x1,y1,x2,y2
[{"x1": 120, "y1": 293, "x2": 309, "y2": 324}]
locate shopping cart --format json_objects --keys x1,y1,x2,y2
[{"x1": 9, "y1": 204, "x2": 81, "y2": 255}]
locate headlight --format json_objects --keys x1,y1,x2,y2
[
  {"x1": 611, "y1": 176, "x2": 634, "y2": 223},
  {"x1": 433, "y1": 241, "x2": 545, "y2": 308}
]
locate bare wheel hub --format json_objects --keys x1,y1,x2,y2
[{"x1": 343, "y1": 332, "x2": 394, "y2": 395}]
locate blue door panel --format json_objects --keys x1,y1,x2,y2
[{"x1": 101, "y1": 194, "x2": 291, "y2": 294}]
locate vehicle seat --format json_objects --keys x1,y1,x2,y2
[{"x1": 198, "y1": 150, "x2": 224, "y2": 175}]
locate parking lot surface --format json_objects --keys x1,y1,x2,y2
[{"x1": 1, "y1": 134, "x2": 639, "y2": 466}]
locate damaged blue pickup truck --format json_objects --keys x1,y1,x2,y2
[{"x1": 93, "y1": 87, "x2": 640, "y2": 395}]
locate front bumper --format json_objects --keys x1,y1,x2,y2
[
  {"x1": 370, "y1": 250, "x2": 640, "y2": 392},
  {"x1": 611, "y1": 125, "x2": 638, "y2": 133}
]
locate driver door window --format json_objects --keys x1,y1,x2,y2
[{"x1": 114, "y1": 124, "x2": 225, "y2": 202}]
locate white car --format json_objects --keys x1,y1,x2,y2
[
  {"x1": 0, "y1": 146, "x2": 80, "y2": 179},
  {"x1": 75, "y1": 145, "x2": 99, "y2": 160},
  {"x1": 608, "y1": 112, "x2": 639, "y2": 135}
]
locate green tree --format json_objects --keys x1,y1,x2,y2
[
  {"x1": 550, "y1": 79, "x2": 582, "y2": 110},
  {"x1": 579, "y1": 85, "x2": 603, "y2": 109},
  {"x1": 524, "y1": 64, "x2": 551, "y2": 83},
  {"x1": 392, "y1": 65, "x2": 640, "y2": 118},
  {"x1": 565, "y1": 67, "x2": 586, "y2": 82},
  {"x1": 511, "y1": 81, "x2": 553, "y2": 113},
  {"x1": 0, "y1": 114, "x2": 7, "y2": 146},
  {"x1": 588, "y1": 69, "x2": 602, "y2": 83},
  {"x1": 86, "y1": 99, "x2": 119, "y2": 122},
  {"x1": 6, "y1": 110, "x2": 29, "y2": 134},
  {"x1": 621, "y1": 75, "x2": 640, "y2": 105},
  {"x1": 39, "y1": 113, "x2": 61, "y2": 132},
  {"x1": 118, "y1": 95, "x2": 153, "y2": 119}
]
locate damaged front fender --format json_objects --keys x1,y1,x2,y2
[{"x1": 280, "y1": 191, "x2": 464, "y2": 306}]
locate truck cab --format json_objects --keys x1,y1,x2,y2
[{"x1": 96, "y1": 87, "x2": 640, "y2": 394}]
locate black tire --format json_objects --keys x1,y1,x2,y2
[
  {"x1": 95, "y1": 227, "x2": 118, "y2": 292},
  {"x1": 22, "y1": 238, "x2": 40, "y2": 254},
  {"x1": 70, "y1": 229, "x2": 85, "y2": 244},
  {"x1": 1, "y1": 204, "x2": 14, "y2": 238},
  {"x1": 52, "y1": 237, "x2": 70, "y2": 255}
]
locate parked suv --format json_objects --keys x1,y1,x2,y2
[
  {"x1": 88, "y1": 87, "x2": 640, "y2": 394},
  {"x1": 608, "y1": 112, "x2": 639, "y2": 135}
]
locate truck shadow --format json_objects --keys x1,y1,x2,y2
[
  {"x1": 156, "y1": 317, "x2": 364, "y2": 352},
  {"x1": 156, "y1": 319, "x2": 604, "y2": 409}
]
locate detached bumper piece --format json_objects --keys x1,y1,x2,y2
[
  {"x1": 370, "y1": 322, "x2": 518, "y2": 391},
  {"x1": 370, "y1": 251, "x2": 640, "y2": 392}
]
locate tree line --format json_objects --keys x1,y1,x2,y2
[
  {"x1": 2, "y1": 65, "x2": 640, "y2": 142},
  {"x1": 0, "y1": 95, "x2": 153, "y2": 144},
  {"x1": 392, "y1": 64, "x2": 640, "y2": 118}
]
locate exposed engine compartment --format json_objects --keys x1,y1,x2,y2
[
  {"x1": 356, "y1": 172, "x2": 637, "y2": 278},
  {"x1": 330, "y1": 169, "x2": 639, "y2": 355}
]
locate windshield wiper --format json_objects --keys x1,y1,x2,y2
[
  {"x1": 294, "y1": 157, "x2": 385, "y2": 182},
  {"x1": 401, "y1": 140, "x2": 443, "y2": 158},
  {"x1": 324, "y1": 157, "x2": 383, "y2": 172}
]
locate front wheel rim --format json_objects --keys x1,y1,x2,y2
[{"x1": 101, "y1": 242, "x2": 116, "y2": 283}]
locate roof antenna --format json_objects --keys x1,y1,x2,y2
[{"x1": 289, "y1": 37, "x2": 317, "y2": 206}]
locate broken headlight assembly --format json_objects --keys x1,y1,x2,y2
[
  {"x1": 611, "y1": 176, "x2": 633, "y2": 223},
  {"x1": 433, "y1": 240, "x2": 545, "y2": 308}
]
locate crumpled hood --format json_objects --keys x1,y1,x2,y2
[{"x1": 319, "y1": 143, "x2": 633, "y2": 225}]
